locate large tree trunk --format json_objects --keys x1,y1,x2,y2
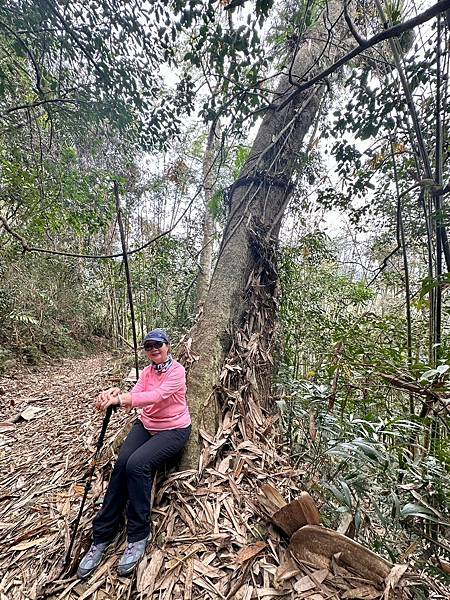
[{"x1": 183, "y1": 2, "x2": 346, "y2": 468}]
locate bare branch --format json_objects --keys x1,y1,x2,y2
[
  {"x1": 343, "y1": 0, "x2": 365, "y2": 46},
  {"x1": 274, "y1": 0, "x2": 450, "y2": 112},
  {"x1": 2, "y1": 97, "x2": 82, "y2": 115}
]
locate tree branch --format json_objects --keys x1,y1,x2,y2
[
  {"x1": 380, "y1": 373, "x2": 449, "y2": 412},
  {"x1": 41, "y1": 0, "x2": 105, "y2": 79},
  {"x1": 2, "y1": 97, "x2": 81, "y2": 116},
  {"x1": 343, "y1": 0, "x2": 365, "y2": 46},
  {"x1": 0, "y1": 178, "x2": 204, "y2": 260},
  {"x1": 273, "y1": 0, "x2": 450, "y2": 112},
  {"x1": 0, "y1": 20, "x2": 44, "y2": 95}
]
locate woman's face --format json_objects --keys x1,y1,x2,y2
[{"x1": 144, "y1": 341, "x2": 169, "y2": 364}]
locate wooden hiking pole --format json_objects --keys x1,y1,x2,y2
[{"x1": 63, "y1": 405, "x2": 115, "y2": 571}]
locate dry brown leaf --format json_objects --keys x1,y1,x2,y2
[
  {"x1": 255, "y1": 589, "x2": 293, "y2": 597},
  {"x1": 193, "y1": 560, "x2": 222, "y2": 579},
  {"x1": 77, "y1": 579, "x2": 105, "y2": 600},
  {"x1": 184, "y1": 557, "x2": 194, "y2": 600},
  {"x1": 19, "y1": 406, "x2": 47, "y2": 421},
  {"x1": 237, "y1": 541, "x2": 267, "y2": 564},
  {"x1": 193, "y1": 486, "x2": 224, "y2": 495},
  {"x1": 293, "y1": 575, "x2": 316, "y2": 593},
  {"x1": 233, "y1": 583, "x2": 252, "y2": 600},
  {"x1": 10, "y1": 536, "x2": 48, "y2": 551},
  {"x1": 88, "y1": 554, "x2": 118, "y2": 585},
  {"x1": 218, "y1": 455, "x2": 233, "y2": 474},
  {"x1": 74, "y1": 483, "x2": 85, "y2": 495},
  {"x1": 342, "y1": 585, "x2": 381, "y2": 599},
  {"x1": 137, "y1": 548, "x2": 164, "y2": 593},
  {"x1": 383, "y1": 563, "x2": 408, "y2": 599},
  {"x1": 0, "y1": 422, "x2": 15, "y2": 432},
  {"x1": 275, "y1": 558, "x2": 301, "y2": 582},
  {"x1": 309, "y1": 568, "x2": 329, "y2": 584},
  {"x1": 13, "y1": 475, "x2": 26, "y2": 491},
  {"x1": 260, "y1": 484, "x2": 286, "y2": 510},
  {"x1": 293, "y1": 568, "x2": 328, "y2": 593}
]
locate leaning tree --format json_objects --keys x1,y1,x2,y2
[{"x1": 182, "y1": 0, "x2": 450, "y2": 467}]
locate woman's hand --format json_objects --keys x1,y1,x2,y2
[
  {"x1": 95, "y1": 389, "x2": 133, "y2": 412},
  {"x1": 95, "y1": 388, "x2": 120, "y2": 412}
]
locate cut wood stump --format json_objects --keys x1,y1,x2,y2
[{"x1": 289, "y1": 525, "x2": 393, "y2": 585}]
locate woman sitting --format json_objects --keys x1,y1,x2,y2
[{"x1": 77, "y1": 328, "x2": 191, "y2": 578}]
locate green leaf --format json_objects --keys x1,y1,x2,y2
[
  {"x1": 436, "y1": 364, "x2": 449, "y2": 376},
  {"x1": 208, "y1": 188, "x2": 225, "y2": 219},
  {"x1": 400, "y1": 503, "x2": 448, "y2": 524}
]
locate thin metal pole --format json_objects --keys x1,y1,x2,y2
[{"x1": 114, "y1": 181, "x2": 140, "y2": 381}]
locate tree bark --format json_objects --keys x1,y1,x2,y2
[
  {"x1": 196, "y1": 121, "x2": 220, "y2": 309},
  {"x1": 183, "y1": 2, "x2": 346, "y2": 468}
]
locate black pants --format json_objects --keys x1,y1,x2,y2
[{"x1": 93, "y1": 420, "x2": 191, "y2": 543}]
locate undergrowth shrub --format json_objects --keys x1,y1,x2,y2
[{"x1": 275, "y1": 373, "x2": 450, "y2": 577}]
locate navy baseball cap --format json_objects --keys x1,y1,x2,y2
[{"x1": 143, "y1": 328, "x2": 170, "y2": 344}]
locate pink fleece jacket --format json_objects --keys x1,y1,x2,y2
[{"x1": 131, "y1": 360, "x2": 191, "y2": 431}]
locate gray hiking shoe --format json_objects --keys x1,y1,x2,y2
[
  {"x1": 77, "y1": 541, "x2": 110, "y2": 579},
  {"x1": 117, "y1": 537, "x2": 149, "y2": 576}
]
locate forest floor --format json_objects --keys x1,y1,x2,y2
[
  {"x1": 0, "y1": 354, "x2": 132, "y2": 599},
  {"x1": 0, "y1": 355, "x2": 443, "y2": 600}
]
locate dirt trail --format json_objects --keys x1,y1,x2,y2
[{"x1": 0, "y1": 354, "x2": 131, "y2": 599}]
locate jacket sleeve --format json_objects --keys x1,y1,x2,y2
[{"x1": 131, "y1": 365, "x2": 185, "y2": 408}]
